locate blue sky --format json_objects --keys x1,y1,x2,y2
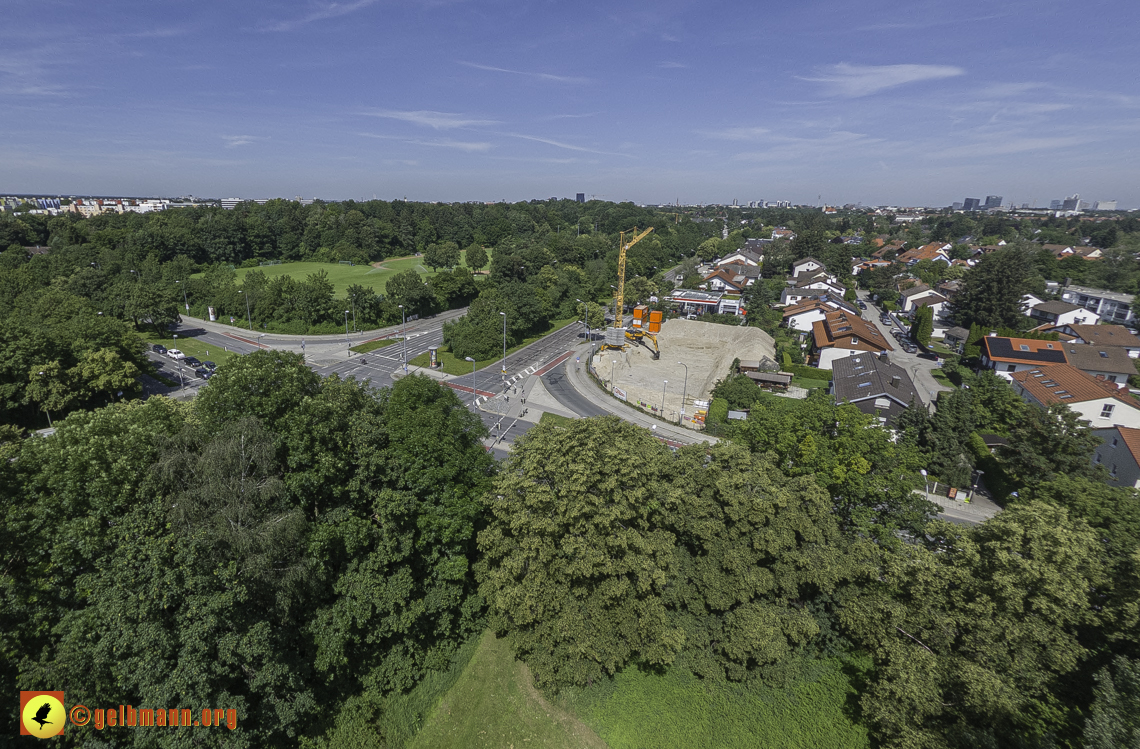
[{"x1": 2, "y1": 0, "x2": 1138, "y2": 207}]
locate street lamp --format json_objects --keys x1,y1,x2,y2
[
  {"x1": 399, "y1": 305, "x2": 407, "y2": 372},
  {"x1": 343, "y1": 310, "x2": 350, "y2": 342},
  {"x1": 576, "y1": 298, "x2": 587, "y2": 342},
  {"x1": 350, "y1": 293, "x2": 357, "y2": 332},
  {"x1": 500, "y1": 311, "x2": 507, "y2": 375},
  {"x1": 175, "y1": 280, "x2": 188, "y2": 312},
  {"x1": 920, "y1": 469, "x2": 929, "y2": 501},
  {"x1": 465, "y1": 356, "x2": 476, "y2": 404},
  {"x1": 257, "y1": 333, "x2": 265, "y2": 349},
  {"x1": 662, "y1": 379, "x2": 668, "y2": 417},
  {"x1": 610, "y1": 360, "x2": 617, "y2": 391},
  {"x1": 35, "y1": 372, "x2": 51, "y2": 427},
  {"x1": 238, "y1": 289, "x2": 252, "y2": 330},
  {"x1": 677, "y1": 361, "x2": 689, "y2": 424}
]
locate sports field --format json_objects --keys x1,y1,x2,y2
[{"x1": 231, "y1": 249, "x2": 491, "y2": 297}]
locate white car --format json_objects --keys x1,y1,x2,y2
[{"x1": 166, "y1": 349, "x2": 186, "y2": 360}]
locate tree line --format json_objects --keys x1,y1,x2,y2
[{"x1": 3, "y1": 354, "x2": 1138, "y2": 747}]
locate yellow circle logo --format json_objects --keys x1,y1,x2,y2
[{"x1": 22, "y1": 693, "x2": 65, "y2": 738}]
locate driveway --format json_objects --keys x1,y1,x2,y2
[{"x1": 856, "y1": 291, "x2": 953, "y2": 407}]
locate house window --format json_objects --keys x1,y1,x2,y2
[
  {"x1": 1099, "y1": 351, "x2": 1109, "y2": 358},
  {"x1": 851, "y1": 337, "x2": 858, "y2": 345},
  {"x1": 1101, "y1": 404, "x2": 1115, "y2": 418},
  {"x1": 1006, "y1": 364, "x2": 1016, "y2": 372},
  {"x1": 1111, "y1": 464, "x2": 1118, "y2": 477},
  {"x1": 1112, "y1": 437, "x2": 1119, "y2": 448},
  {"x1": 1046, "y1": 344, "x2": 1054, "y2": 349},
  {"x1": 1020, "y1": 344, "x2": 1030, "y2": 351},
  {"x1": 1109, "y1": 375, "x2": 1118, "y2": 383}
]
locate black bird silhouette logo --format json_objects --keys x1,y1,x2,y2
[{"x1": 32, "y1": 701, "x2": 53, "y2": 728}]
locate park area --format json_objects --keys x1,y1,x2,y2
[{"x1": 230, "y1": 249, "x2": 491, "y2": 297}]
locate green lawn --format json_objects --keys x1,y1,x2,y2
[
  {"x1": 539, "y1": 412, "x2": 578, "y2": 428},
  {"x1": 350, "y1": 338, "x2": 401, "y2": 354},
  {"x1": 930, "y1": 368, "x2": 953, "y2": 387},
  {"x1": 409, "y1": 318, "x2": 577, "y2": 375},
  {"x1": 562, "y1": 658, "x2": 871, "y2": 749},
  {"x1": 223, "y1": 249, "x2": 492, "y2": 297},
  {"x1": 408, "y1": 631, "x2": 606, "y2": 749},
  {"x1": 793, "y1": 377, "x2": 830, "y2": 390},
  {"x1": 137, "y1": 332, "x2": 241, "y2": 369}
]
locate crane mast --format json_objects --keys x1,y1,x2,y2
[{"x1": 613, "y1": 226, "x2": 653, "y2": 328}]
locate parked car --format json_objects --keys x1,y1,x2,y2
[
  {"x1": 203, "y1": 361, "x2": 217, "y2": 371},
  {"x1": 184, "y1": 356, "x2": 201, "y2": 367},
  {"x1": 194, "y1": 367, "x2": 209, "y2": 378},
  {"x1": 856, "y1": 301, "x2": 867, "y2": 310},
  {"x1": 152, "y1": 344, "x2": 167, "y2": 354},
  {"x1": 166, "y1": 349, "x2": 186, "y2": 360}
]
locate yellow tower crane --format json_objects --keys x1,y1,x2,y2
[{"x1": 602, "y1": 227, "x2": 663, "y2": 358}]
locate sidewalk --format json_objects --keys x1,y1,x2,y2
[
  {"x1": 921, "y1": 489, "x2": 1002, "y2": 525},
  {"x1": 178, "y1": 307, "x2": 468, "y2": 346},
  {"x1": 562, "y1": 343, "x2": 720, "y2": 446}
]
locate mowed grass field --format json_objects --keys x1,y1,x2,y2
[
  {"x1": 407, "y1": 629, "x2": 870, "y2": 749},
  {"x1": 562, "y1": 659, "x2": 871, "y2": 749},
  {"x1": 408, "y1": 631, "x2": 607, "y2": 749},
  {"x1": 229, "y1": 249, "x2": 492, "y2": 297}
]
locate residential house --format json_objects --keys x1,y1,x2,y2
[
  {"x1": 812, "y1": 310, "x2": 894, "y2": 369},
  {"x1": 1051, "y1": 324, "x2": 1140, "y2": 358},
  {"x1": 1027, "y1": 300, "x2": 1101, "y2": 327},
  {"x1": 871, "y1": 239, "x2": 907, "y2": 259},
  {"x1": 782, "y1": 296, "x2": 858, "y2": 333},
  {"x1": 781, "y1": 274, "x2": 846, "y2": 305},
  {"x1": 936, "y1": 280, "x2": 961, "y2": 300},
  {"x1": 1043, "y1": 244, "x2": 1079, "y2": 259},
  {"x1": 771, "y1": 228, "x2": 796, "y2": 241},
  {"x1": 899, "y1": 284, "x2": 944, "y2": 313},
  {"x1": 911, "y1": 293, "x2": 950, "y2": 326},
  {"x1": 791, "y1": 257, "x2": 827, "y2": 278},
  {"x1": 1021, "y1": 293, "x2": 1048, "y2": 312},
  {"x1": 703, "y1": 268, "x2": 748, "y2": 293},
  {"x1": 1091, "y1": 426, "x2": 1140, "y2": 488},
  {"x1": 1060, "y1": 344, "x2": 1135, "y2": 386},
  {"x1": 979, "y1": 336, "x2": 1068, "y2": 379},
  {"x1": 830, "y1": 352, "x2": 921, "y2": 426},
  {"x1": 897, "y1": 241, "x2": 952, "y2": 265},
  {"x1": 716, "y1": 247, "x2": 764, "y2": 267},
  {"x1": 944, "y1": 326, "x2": 970, "y2": 352},
  {"x1": 852, "y1": 259, "x2": 892, "y2": 275},
  {"x1": 1060, "y1": 284, "x2": 1136, "y2": 328},
  {"x1": 980, "y1": 336, "x2": 1135, "y2": 385},
  {"x1": 1010, "y1": 365, "x2": 1140, "y2": 429}
]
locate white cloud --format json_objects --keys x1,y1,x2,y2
[
  {"x1": 361, "y1": 110, "x2": 499, "y2": 130},
  {"x1": 263, "y1": 0, "x2": 380, "y2": 32},
  {"x1": 501, "y1": 132, "x2": 628, "y2": 156},
  {"x1": 459, "y1": 62, "x2": 588, "y2": 84},
  {"x1": 702, "y1": 126, "x2": 770, "y2": 141},
  {"x1": 358, "y1": 132, "x2": 491, "y2": 152},
  {"x1": 222, "y1": 135, "x2": 258, "y2": 148},
  {"x1": 800, "y1": 63, "x2": 965, "y2": 97}
]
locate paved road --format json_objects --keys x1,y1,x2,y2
[{"x1": 856, "y1": 291, "x2": 953, "y2": 406}]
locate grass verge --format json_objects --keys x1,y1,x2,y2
[
  {"x1": 409, "y1": 318, "x2": 576, "y2": 375},
  {"x1": 539, "y1": 412, "x2": 577, "y2": 428},
  {"x1": 561, "y1": 658, "x2": 870, "y2": 749},
  {"x1": 930, "y1": 368, "x2": 953, "y2": 387},
  {"x1": 408, "y1": 630, "x2": 606, "y2": 749},
  {"x1": 350, "y1": 338, "x2": 401, "y2": 354}
]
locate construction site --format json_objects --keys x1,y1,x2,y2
[{"x1": 590, "y1": 318, "x2": 776, "y2": 423}]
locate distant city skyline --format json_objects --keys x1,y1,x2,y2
[{"x1": 2, "y1": 1, "x2": 1137, "y2": 209}]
